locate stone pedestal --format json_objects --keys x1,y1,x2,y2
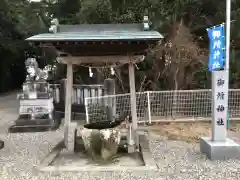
[
  {"x1": 12, "y1": 81, "x2": 56, "y2": 130},
  {"x1": 200, "y1": 137, "x2": 240, "y2": 160}
]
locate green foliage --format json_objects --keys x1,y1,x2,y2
[
  {"x1": 0, "y1": 0, "x2": 49, "y2": 92},
  {"x1": 1, "y1": 0, "x2": 240, "y2": 92}
]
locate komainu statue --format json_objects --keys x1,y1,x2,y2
[
  {"x1": 25, "y1": 58, "x2": 48, "y2": 82},
  {"x1": 10, "y1": 57, "x2": 57, "y2": 132}
]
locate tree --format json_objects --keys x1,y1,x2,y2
[
  {"x1": 151, "y1": 20, "x2": 207, "y2": 90},
  {"x1": 0, "y1": 0, "x2": 49, "y2": 92},
  {"x1": 2, "y1": 0, "x2": 240, "y2": 92}
]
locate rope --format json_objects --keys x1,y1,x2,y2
[
  {"x1": 78, "y1": 63, "x2": 126, "y2": 69},
  {"x1": 78, "y1": 62, "x2": 139, "y2": 77}
]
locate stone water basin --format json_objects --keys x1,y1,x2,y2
[{"x1": 80, "y1": 121, "x2": 122, "y2": 161}]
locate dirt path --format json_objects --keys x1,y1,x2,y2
[
  {"x1": 149, "y1": 121, "x2": 240, "y2": 144},
  {"x1": 0, "y1": 91, "x2": 19, "y2": 110}
]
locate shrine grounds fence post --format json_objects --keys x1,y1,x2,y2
[{"x1": 146, "y1": 91, "x2": 152, "y2": 124}]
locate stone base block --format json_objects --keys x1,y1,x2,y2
[
  {"x1": 128, "y1": 145, "x2": 135, "y2": 153},
  {"x1": 64, "y1": 122, "x2": 77, "y2": 153},
  {"x1": 200, "y1": 137, "x2": 240, "y2": 160}
]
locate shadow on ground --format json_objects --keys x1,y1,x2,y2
[
  {"x1": 8, "y1": 124, "x2": 61, "y2": 133},
  {"x1": 0, "y1": 140, "x2": 4, "y2": 150}
]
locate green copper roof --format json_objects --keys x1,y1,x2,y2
[{"x1": 26, "y1": 23, "x2": 163, "y2": 42}]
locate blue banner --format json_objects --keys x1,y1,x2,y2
[{"x1": 207, "y1": 25, "x2": 225, "y2": 71}]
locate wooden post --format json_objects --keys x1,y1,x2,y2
[
  {"x1": 104, "y1": 78, "x2": 115, "y2": 122},
  {"x1": 60, "y1": 78, "x2": 66, "y2": 104},
  {"x1": 64, "y1": 62, "x2": 74, "y2": 152},
  {"x1": 128, "y1": 62, "x2": 139, "y2": 152}
]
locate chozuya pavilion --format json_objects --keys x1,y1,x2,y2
[{"x1": 26, "y1": 16, "x2": 163, "y2": 154}]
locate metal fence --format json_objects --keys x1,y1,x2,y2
[{"x1": 85, "y1": 89, "x2": 240, "y2": 124}]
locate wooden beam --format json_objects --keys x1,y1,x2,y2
[
  {"x1": 64, "y1": 62, "x2": 73, "y2": 152},
  {"x1": 57, "y1": 55, "x2": 145, "y2": 65},
  {"x1": 34, "y1": 40, "x2": 155, "y2": 46},
  {"x1": 32, "y1": 41, "x2": 158, "y2": 57},
  {"x1": 128, "y1": 62, "x2": 139, "y2": 152}
]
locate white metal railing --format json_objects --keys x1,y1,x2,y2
[
  {"x1": 50, "y1": 84, "x2": 60, "y2": 103},
  {"x1": 50, "y1": 84, "x2": 104, "y2": 105},
  {"x1": 85, "y1": 89, "x2": 240, "y2": 124}
]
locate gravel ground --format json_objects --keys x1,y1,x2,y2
[{"x1": 0, "y1": 93, "x2": 240, "y2": 179}]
